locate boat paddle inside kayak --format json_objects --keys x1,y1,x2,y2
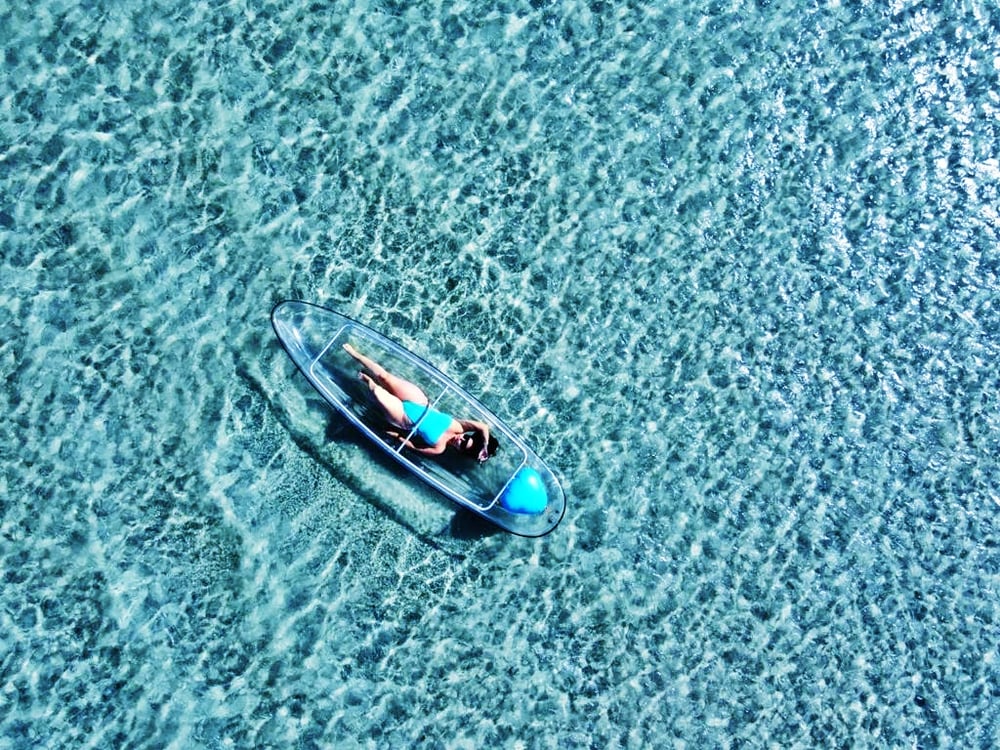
[{"x1": 270, "y1": 300, "x2": 567, "y2": 537}]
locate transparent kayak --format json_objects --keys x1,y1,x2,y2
[{"x1": 270, "y1": 300, "x2": 567, "y2": 537}]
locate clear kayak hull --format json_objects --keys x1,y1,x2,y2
[{"x1": 271, "y1": 300, "x2": 567, "y2": 537}]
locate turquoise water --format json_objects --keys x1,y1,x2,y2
[{"x1": 2, "y1": 0, "x2": 998, "y2": 746}]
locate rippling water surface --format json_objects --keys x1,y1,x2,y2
[{"x1": 2, "y1": 0, "x2": 998, "y2": 747}]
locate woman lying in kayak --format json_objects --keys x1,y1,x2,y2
[{"x1": 343, "y1": 343, "x2": 499, "y2": 462}]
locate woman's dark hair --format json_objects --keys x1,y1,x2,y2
[{"x1": 466, "y1": 431, "x2": 500, "y2": 460}]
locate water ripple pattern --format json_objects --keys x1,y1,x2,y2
[{"x1": 2, "y1": 0, "x2": 998, "y2": 747}]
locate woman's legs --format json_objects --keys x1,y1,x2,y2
[
  {"x1": 358, "y1": 372, "x2": 409, "y2": 429},
  {"x1": 343, "y1": 343, "x2": 428, "y2": 405}
]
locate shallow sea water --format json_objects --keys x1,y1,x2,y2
[{"x1": 2, "y1": 0, "x2": 999, "y2": 747}]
